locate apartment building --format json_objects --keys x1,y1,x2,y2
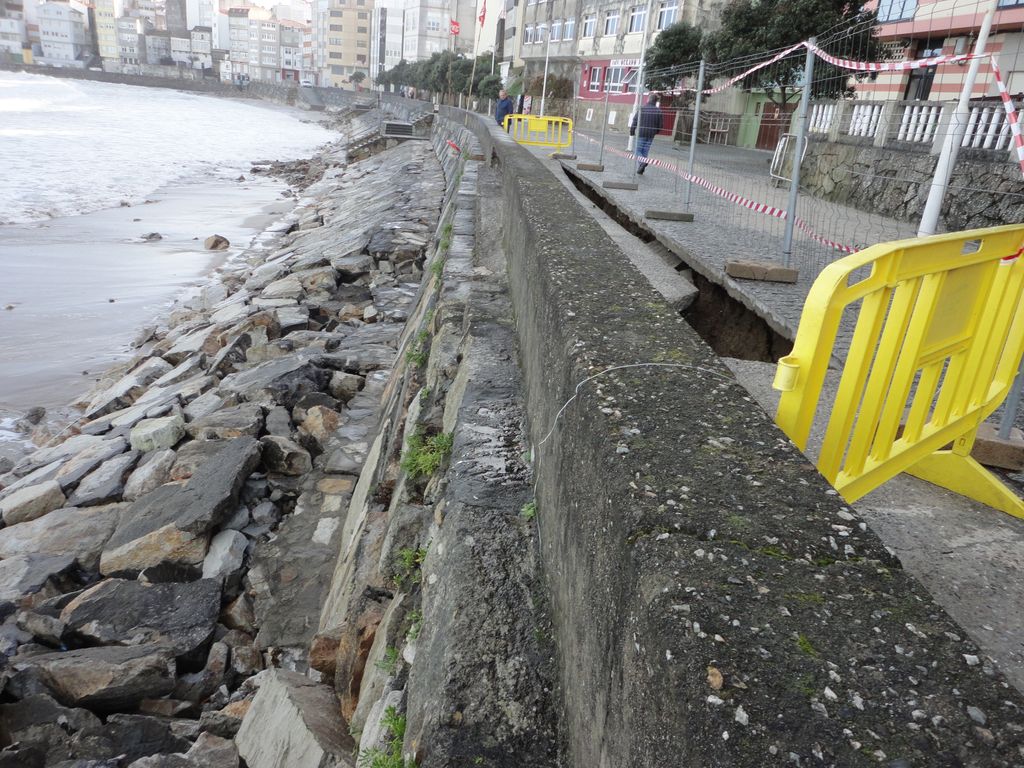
[
  {"x1": 279, "y1": 17, "x2": 303, "y2": 79},
  {"x1": 93, "y1": 0, "x2": 122, "y2": 60},
  {"x1": 0, "y1": 15, "x2": 26, "y2": 61},
  {"x1": 864, "y1": 1, "x2": 1024, "y2": 101},
  {"x1": 514, "y1": 0, "x2": 693, "y2": 105},
  {"x1": 401, "y1": 0, "x2": 475, "y2": 60},
  {"x1": 38, "y1": 0, "x2": 92, "y2": 66},
  {"x1": 369, "y1": 0, "x2": 402, "y2": 81},
  {"x1": 251, "y1": 12, "x2": 280, "y2": 81},
  {"x1": 190, "y1": 23, "x2": 212, "y2": 66},
  {"x1": 116, "y1": 13, "x2": 146, "y2": 63},
  {"x1": 323, "y1": 0, "x2": 373, "y2": 87}
]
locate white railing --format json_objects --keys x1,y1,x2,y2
[
  {"x1": 895, "y1": 102, "x2": 943, "y2": 144},
  {"x1": 846, "y1": 103, "x2": 883, "y2": 138},
  {"x1": 961, "y1": 103, "x2": 1014, "y2": 151},
  {"x1": 809, "y1": 102, "x2": 837, "y2": 134}
]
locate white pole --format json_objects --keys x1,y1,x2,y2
[
  {"x1": 685, "y1": 59, "x2": 705, "y2": 208},
  {"x1": 627, "y1": 0, "x2": 656, "y2": 151},
  {"x1": 540, "y1": 24, "x2": 552, "y2": 116},
  {"x1": 918, "y1": 0, "x2": 1000, "y2": 236}
]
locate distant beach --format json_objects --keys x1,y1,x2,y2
[{"x1": 0, "y1": 72, "x2": 335, "y2": 454}]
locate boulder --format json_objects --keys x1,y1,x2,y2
[
  {"x1": 261, "y1": 276, "x2": 304, "y2": 301},
  {"x1": 11, "y1": 434, "x2": 104, "y2": 477},
  {"x1": 130, "y1": 415, "x2": 185, "y2": 453},
  {"x1": 0, "y1": 505, "x2": 122, "y2": 570},
  {"x1": 173, "y1": 641, "x2": 228, "y2": 703},
  {"x1": 60, "y1": 579, "x2": 220, "y2": 655},
  {"x1": 0, "y1": 481, "x2": 66, "y2": 526},
  {"x1": 205, "y1": 235, "x2": 230, "y2": 251},
  {"x1": 186, "y1": 404, "x2": 264, "y2": 441},
  {"x1": 235, "y1": 670, "x2": 355, "y2": 768},
  {"x1": 123, "y1": 449, "x2": 177, "y2": 501},
  {"x1": 299, "y1": 406, "x2": 340, "y2": 448},
  {"x1": 101, "y1": 714, "x2": 193, "y2": 764},
  {"x1": 332, "y1": 254, "x2": 373, "y2": 282},
  {"x1": 202, "y1": 530, "x2": 248, "y2": 583},
  {"x1": 221, "y1": 594, "x2": 256, "y2": 634},
  {"x1": 67, "y1": 451, "x2": 139, "y2": 507},
  {"x1": 328, "y1": 372, "x2": 364, "y2": 403},
  {"x1": 219, "y1": 358, "x2": 329, "y2": 410},
  {"x1": 186, "y1": 732, "x2": 239, "y2": 768},
  {"x1": 170, "y1": 440, "x2": 228, "y2": 481},
  {"x1": 100, "y1": 438, "x2": 261, "y2": 575},
  {"x1": 259, "y1": 436, "x2": 312, "y2": 476},
  {"x1": 210, "y1": 301, "x2": 250, "y2": 326},
  {"x1": 0, "y1": 554, "x2": 78, "y2": 610},
  {"x1": 84, "y1": 358, "x2": 174, "y2": 418},
  {"x1": 184, "y1": 391, "x2": 226, "y2": 422},
  {"x1": 0, "y1": 694, "x2": 104, "y2": 765},
  {"x1": 275, "y1": 305, "x2": 310, "y2": 334},
  {"x1": 53, "y1": 438, "x2": 129, "y2": 491},
  {"x1": 264, "y1": 406, "x2": 293, "y2": 437},
  {"x1": 8, "y1": 644, "x2": 175, "y2": 711}
]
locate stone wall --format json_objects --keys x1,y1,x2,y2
[
  {"x1": 441, "y1": 106, "x2": 1024, "y2": 767},
  {"x1": 802, "y1": 136, "x2": 1024, "y2": 231}
]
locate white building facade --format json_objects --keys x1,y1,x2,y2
[{"x1": 38, "y1": 1, "x2": 91, "y2": 66}]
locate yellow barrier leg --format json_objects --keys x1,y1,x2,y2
[{"x1": 906, "y1": 450, "x2": 1024, "y2": 519}]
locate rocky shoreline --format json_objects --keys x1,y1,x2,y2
[{"x1": 0, "y1": 110, "x2": 445, "y2": 767}]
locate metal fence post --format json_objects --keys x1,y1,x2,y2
[
  {"x1": 685, "y1": 59, "x2": 706, "y2": 209},
  {"x1": 782, "y1": 38, "x2": 816, "y2": 267},
  {"x1": 999, "y1": 360, "x2": 1024, "y2": 439},
  {"x1": 599, "y1": 89, "x2": 610, "y2": 166}
]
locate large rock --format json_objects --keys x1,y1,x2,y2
[
  {"x1": 53, "y1": 438, "x2": 129, "y2": 491},
  {"x1": 130, "y1": 415, "x2": 186, "y2": 453},
  {"x1": 186, "y1": 404, "x2": 264, "y2": 441},
  {"x1": 123, "y1": 449, "x2": 177, "y2": 501},
  {"x1": 60, "y1": 578, "x2": 220, "y2": 655},
  {"x1": 0, "y1": 694, "x2": 104, "y2": 765},
  {"x1": 202, "y1": 530, "x2": 248, "y2": 583},
  {"x1": 0, "y1": 505, "x2": 122, "y2": 570},
  {"x1": 100, "y1": 438, "x2": 261, "y2": 575},
  {"x1": 259, "y1": 436, "x2": 312, "y2": 476},
  {"x1": 170, "y1": 440, "x2": 228, "y2": 481},
  {"x1": 67, "y1": 451, "x2": 139, "y2": 507},
  {"x1": 0, "y1": 554, "x2": 78, "y2": 610},
  {"x1": 235, "y1": 670, "x2": 355, "y2": 768},
  {"x1": 85, "y1": 357, "x2": 174, "y2": 418},
  {"x1": 205, "y1": 234, "x2": 230, "y2": 250},
  {"x1": 219, "y1": 358, "x2": 329, "y2": 410},
  {"x1": 261, "y1": 276, "x2": 304, "y2": 301},
  {"x1": 186, "y1": 732, "x2": 239, "y2": 768},
  {"x1": 0, "y1": 481, "x2": 66, "y2": 525},
  {"x1": 8, "y1": 644, "x2": 175, "y2": 710}
]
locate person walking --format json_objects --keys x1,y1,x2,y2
[
  {"x1": 495, "y1": 89, "x2": 514, "y2": 130},
  {"x1": 629, "y1": 94, "x2": 662, "y2": 175}
]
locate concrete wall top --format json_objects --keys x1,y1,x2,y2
[{"x1": 436, "y1": 105, "x2": 1024, "y2": 767}]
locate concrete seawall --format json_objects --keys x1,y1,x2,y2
[{"x1": 434, "y1": 107, "x2": 1024, "y2": 766}]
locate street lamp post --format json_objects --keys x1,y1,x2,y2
[{"x1": 540, "y1": 22, "x2": 553, "y2": 116}]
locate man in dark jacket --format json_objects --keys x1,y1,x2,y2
[
  {"x1": 495, "y1": 89, "x2": 514, "y2": 130},
  {"x1": 629, "y1": 94, "x2": 662, "y2": 175}
]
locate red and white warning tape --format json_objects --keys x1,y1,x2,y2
[
  {"x1": 982, "y1": 55, "x2": 1024, "y2": 178},
  {"x1": 801, "y1": 41, "x2": 983, "y2": 73},
  {"x1": 575, "y1": 133, "x2": 858, "y2": 253}
]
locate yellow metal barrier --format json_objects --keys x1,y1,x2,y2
[
  {"x1": 503, "y1": 114, "x2": 573, "y2": 149},
  {"x1": 773, "y1": 224, "x2": 1024, "y2": 518}
]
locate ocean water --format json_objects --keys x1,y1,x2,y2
[
  {"x1": 0, "y1": 72, "x2": 331, "y2": 223},
  {"x1": 0, "y1": 73, "x2": 335, "y2": 452}
]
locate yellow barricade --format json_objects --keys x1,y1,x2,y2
[
  {"x1": 773, "y1": 224, "x2": 1024, "y2": 518},
  {"x1": 503, "y1": 114, "x2": 573, "y2": 149}
]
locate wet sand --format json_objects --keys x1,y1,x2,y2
[{"x1": 0, "y1": 170, "x2": 295, "y2": 433}]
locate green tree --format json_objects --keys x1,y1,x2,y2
[
  {"x1": 702, "y1": 1, "x2": 877, "y2": 106},
  {"x1": 643, "y1": 22, "x2": 702, "y2": 90},
  {"x1": 351, "y1": 70, "x2": 366, "y2": 85},
  {"x1": 477, "y1": 73, "x2": 502, "y2": 99}
]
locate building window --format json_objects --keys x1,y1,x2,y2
[
  {"x1": 563, "y1": 16, "x2": 575, "y2": 39},
  {"x1": 524, "y1": 23, "x2": 534, "y2": 43},
  {"x1": 537, "y1": 22, "x2": 546, "y2": 42},
  {"x1": 550, "y1": 19, "x2": 561, "y2": 39},
  {"x1": 588, "y1": 65, "x2": 601, "y2": 90},
  {"x1": 329, "y1": 23, "x2": 342, "y2": 30},
  {"x1": 605, "y1": 65, "x2": 624, "y2": 91},
  {"x1": 357, "y1": 11, "x2": 367, "y2": 18},
  {"x1": 603, "y1": 11, "x2": 618, "y2": 35},
  {"x1": 627, "y1": 6, "x2": 645, "y2": 32},
  {"x1": 426, "y1": 18, "x2": 440, "y2": 30},
  {"x1": 329, "y1": 51, "x2": 342, "y2": 57},
  {"x1": 657, "y1": 0, "x2": 676, "y2": 29},
  {"x1": 876, "y1": 0, "x2": 916, "y2": 21},
  {"x1": 581, "y1": 13, "x2": 595, "y2": 37}
]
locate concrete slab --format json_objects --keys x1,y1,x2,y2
[
  {"x1": 602, "y1": 180, "x2": 639, "y2": 190},
  {"x1": 724, "y1": 357, "x2": 1024, "y2": 695},
  {"x1": 645, "y1": 209, "x2": 694, "y2": 222},
  {"x1": 576, "y1": 162, "x2": 604, "y2": 172}
]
